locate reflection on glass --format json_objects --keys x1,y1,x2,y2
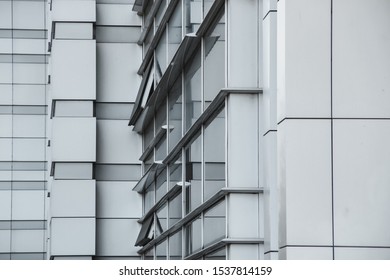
[
  {"x1": 184, "y1": 49, "x2": 201, "y2": 132},
  {"x1": 185, "y1": 134, "x2": 202, "y2": 214},
  {"x1": 204, "y1": 199, "x2": 225, "y2": 247},
  {"x1": 156, "y1": 204, "x2": 168, "y2": 236},
  {"x1": 168, "y1": 0, "x2": 182, "y2": 62},
  {"x1": 156, "y1": 29, "x2": 167, "y2": 83},
  {"x1": 185, "y1": 0, "x2": 202, "y2": 34},
  {"x1": 156, "y1": 239, "x2": 167, "y2": 260},
  {"x1": 169, "y1": 230, "x2": 182, "y2": 260},
  {"x1": 155, "y1": 98, "x2": 167, "y2": 161},
  {"x1": 168, "y1": 77, "x2": 182, "y2": 152},
  {"x1": 155, "y1": 167, "x2": 167, "y2": 202},
  {"x1": 204, "y1": 108, "x2": 225, "y2": 201},
  {"x1": 204, "y1": 12, "x2": 225, "y2": 109},
  {"x1": 169, "y1": 193, "x2": 182, "y2": 227},
  {"x1": 185, "y1": 216, "x2": 201, "y2": 256},
  {"x1": 204, "y1": 246, "x2": 226, "y2": 260}
]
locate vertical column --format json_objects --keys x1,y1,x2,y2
[
  {"x1": 225, "y1": 0, "x2": 261, "y2": 260},
  {"x1": 48, "y1": 0, "x2": 97, "y2": 259},
  {"x1": 261, "y1": 0, "x2": 278, "y2": 260},
  {"x1": 277, "y1": 0, "x2": 333, "y2": 259}
]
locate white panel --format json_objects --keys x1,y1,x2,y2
[
  {"x1": 13, "y1": 1, "x2": 45, "y2": 29},
  {"x1": 13, "y1": 85, "x2": 46, "y2": 105},
  {"x1": 0, "y1": 85, "x2": 12, "y2": 104},
  {"x1": 55, "y1": 22, "x2": 93, "y2": 39},
  {"x1": 0, "y1": 39, "x2": 12, "y2": 53},
  {"x1": 0, "y1": 139, "x2": 12, "y2": 161},
  {"x1": 0, "y1": 63, "x2": 12, "y2": 83},
  {"x1": 52, "y1": 117, "x2": 96, "y2": 162},
  {"x1": 97, "y1": 43, "x2": 141, "y2": 102},
  {"x1": 227, "y1": 94, "x2": 258, "y2": 188},
  {"x1": 11, "y1": 230, "x2": 44, "y2": 253},
  {"x1": 227, "y1": 0, "x2": 258, "y2": 87},
  {"x1": 278, "y1": 119, "x2": 332, "y2": 246},
  {"x1": 55, "y1": 101, "x2": 94, "y2": 117},
  {"x1": 13, "y1": 115, "x2": 45, "y2": 138},
  {"x1": 12, "y1": 190, "x2": 45, "y2": 220},
  {"x1": 54, "y1": 163, "x2": 93, "y2": 180},
  {"x1": 280, "y1": 247, "x2": 333, "y2": 260},
  {"x1": 96, "y1": 182, "x2": 142, "y2": 218},
  {"x1": 333, "y1": 0, "x2": 390, "y2": 118},
  {"x1": 0, "y1": 231, "x2": 10, "y2": 253},
  {"x1": 13, "y1": 64, "x2": 46, "y2": 84},
  {"x1": 96, "y1": 4, "x2": 141, "y2": 26},
  {"x1": 228, "y1": 194, "x2": 258, "y2": 238},
  {"x1": 13, "y1": 171, "x2": 45, "y2": 181},
  {"x1": 96, "y1": 219, "x2": 140, "y2": 256},
  {"x1": 51, "y1": 40, "x2": 96, "y2": 100},
  {"x1": 334, "y1": 120, "x2": 390, "y2": 246},
  {"x1": 13, "y1": 39, "x2": 46, "y2": 54},
  {"x1": 51, "y1": 218, "x2": 95, "y2": 256},
  {"x1": 0, "y1": 171, "x2": 11, "y2": 181},
  {"x1": 0, "y1": 191, "x2": 11, "y2": 220},
  {"x1": 0, "y1": 1, "x2": 11, "y2": 28},
  {"x1": 52, "y1": 0, "x2": 96, "y2": 22},
  {"x1": 97, "y1": 120, "x2": 141, "y2": 164},
  {"x1": 51, "y1": 180, "x2": 95, "y2": 217},
  {"x1": 278, "y1": 0, "x2": 331, "y2": 121},
  {"x1": 229, "y1": 244, "x2": 258, "y2": 260},
  {"x1": 0, "y1": 116, "x2": 12, "y2": 137},
  {"x1": 13, "y1": 139, "x2": 45, "y2": 161},
  {"x1": 335, "y1": 248, "x2": 390, "y2": 260}
]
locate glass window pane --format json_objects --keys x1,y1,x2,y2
[
  {"x1": 144, "y1": 121, "x2": 154, "y2": 153},
  {"x1": 204, "y1": 108, "x2": 225, "y2": 201},
  {"x1": 168, "y1": 0, "x2": 182, "y2": 62},
  {"x1": 168, "y1": 77, "x2": 182, "y2": 152},
  {"x1": 204, "y1": 246, "x2": 226, "y2": 260},
  {"x1": 185, "y1": 134, "x2": 202, "y2": 214},
  {"x1": 155, "y1": 168, "x2": 167, "y2": 202},
  {"x1": 185, "y1": 0, "x2": 202, "y2": 34},
  {"x1": 204, "y1": 12, "x2": 225, "y2": 109},
  {"x1": 144, "y1": 249, "x2": 154, "y2": 260},
  {"x1": 144, "y1": 183, "x2": 154, "y2": 213},
  {"x1": 185, "y1": 216, "x2": 201, "y2": 256},
  {"x1": 155, "y1": 0, "x2": 167, "y2": 31},
  {"x1": 169, "y1": 193, "x2": 182, "y2": 227},
  {"x1": 169, "y1": 155, "x2": 182, "y2": 190},
  {"x1": 203, "y1": 0, "x2": 215, "y2": 18},
  {"x1": 184, "y1": 49, "x2": 201, "y2": 132},
  {"x1": 204, "y1": 199, "x2": 225, "y2": 247},
  {"x1": 169, "y1": 230, "x2": 182, "y2": 260},
  {"x1": 156, "y1": 239, "x2": 167, "y2": 260},
  {"x1": 155, "y1": 29, "x2": 167, "y2": 84},
  {"x1": 156, "y1": 204, "x2": 168, "y2": 236}
]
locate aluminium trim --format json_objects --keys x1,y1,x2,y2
[{"x1": 138, "y1": 0, "x2": 163, "y2": 45}]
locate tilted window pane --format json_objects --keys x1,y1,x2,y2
[
  {"x1": 155, "y1": 167, "x2": 167, "y2": 202},
  {"x1": 144, "y1": 183, "x2": 154, "y2": 214},
  {"x1": 155, "y1": 29, "x2": 167, "y2": 84},
  {"x1": 169, "y1": 156, "x2": 182, "y2": 190},
  {"x1": 156, "y1": 204, "x2": 168, "y2": 236},
  {"x1": 184, "y1": 49, "x2": 201, "y2": 132}
]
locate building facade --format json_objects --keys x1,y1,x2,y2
[{"x1": 0, "y1": 0, "x2": 390, "y2": 260}]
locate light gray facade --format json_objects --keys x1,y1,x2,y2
[{"x1": 0, "y1": 0, "x2": 389, "y2": 260}]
